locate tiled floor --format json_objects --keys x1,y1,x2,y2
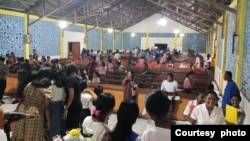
[{"x1": 0, "y1": 95, "x2": 150, "y2": 141}]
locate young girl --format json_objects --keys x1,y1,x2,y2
[
  {"x1": 183, "y1": 72, "x2": 194, "y2": 93},
  {"x1": 82, "y1": 93, "x2": 115, "y2": 141},
  {"x1": 122, "y1": 70, "x2": 136, "y2": 101},
  {"x1": 91, "y1": 71, "x2": 100, "y2": 83},
  {"x1": 183, "y1": 92, "x2": 205, "y2": 122},
  {"x1": 228, "y1": 94, "x2": 245, "y2": 125},
  {"x1": 80, "y1": 85, "x2": 103, "y2": 124}
]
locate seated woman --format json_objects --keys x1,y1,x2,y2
[
  {"x1": 179, "y1": 60, "x2": 188, "y2": 68},
  {"x1": 91, "y1": 71, "x2": 101, "y2": 83},
  {"x1": 167, "y1": 60, "x2": 174, "y2": 69},
  {"x1": 189, "y1": 91, "x2": 226, "y2": 125},
  {"x1": 96, "y1": 61, "x2": 107, "y2": 75},
  {"x1": 111, "y1": 100, "x2": 139, "y2": 141},
  {"x1": 183, "y1": 91, "x2": 205, "y2": 122},
  {"x1": 183, "y1": 72, "x2": 194, "y2": 93}
]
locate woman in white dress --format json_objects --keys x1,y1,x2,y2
[{"x1": 190, "y1": 91, "x2": 226, "y2": 125}]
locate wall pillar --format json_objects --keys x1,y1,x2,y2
[
  {"x1": 84, "y1": 24, "x2": 87, "y2": 49},
  {"x1": 146, "y1": 32, "x2": 149, "y2": 49},
  {"x1": 100, "y1": 28, "x2": 103, "y2": 51},
  {"x1": 24, "y1": 12, "x2": 30, "y2": 59},
  {"x1": 174, "y1": 33, "x2": 178, "y2": 49},
  {"x1": 235, "y1": 0, "x2": 247, "y2": 86},
  {"x1": 60, "y1": 29, "x2": 64, "y2": 58}
]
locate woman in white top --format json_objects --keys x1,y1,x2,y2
[
  {"x1": 160, "y1": 73, "x2": 178, "y2": 95},
  {"x1": 183, "y1": 92, "x2": 205, "y2": 122},
  {"x1": 91, "y1": 71, "x2": 100, "y2": 83},
  {"x1": 204, "y1": 54, "x2": 212, "y2": 68},
  {"x1": 82, "y1": 93, "x2": 115, "y2": 141},
  {"x1": 190, "y1": 91, "x2": 226, "y2": 125},
  {"x1": 195, "y1": 53, "x2": 201, "y2": 68},
  {"x1": 49, "y1": 70, "x2": 67, "y2": 138}
]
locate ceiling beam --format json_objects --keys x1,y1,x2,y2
[
  {"x1": 147, "y1": 0, "x2": 222, "y2": 26},
  {"x1": 167, "y1": 2, "x2": 222, "y2": 25},
  {"x1": 161, "y1": 4, "x2": 214, "y2": 31},
  {"x1": 29, "y1": 0, "x2": 74, "y2": 26},
  {"x1": 18, "y1": 0, "x2": 42, "y2": 17},
  {"x1": 207, "y1": 0, "x2": 236, "y2": 14}
]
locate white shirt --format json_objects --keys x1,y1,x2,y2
[
  {"x1": 195, "y1": 57, "x2": 201, "y2": 68},
  {"x1": 191, "y1": 103, "x2": 226, "y2": 125},
  {"x1": 92, "y1": 77, "x2": 100, "y2": 83},
  {"x1": 50, "y1": 85, "x2": 66, "y2": 101},
  {"x1": 179, "y1": 63, "x2": 187, "y2": 68},
  {"x1": 160, "y1": 80, "x2": 178, "y2": 93},
  {"x1": 137, "y1": 127, "x2": 170, "y2": 141},
  {"x1": 82, "y1": 116, "x2": 110, "y2": 141},
  {"x1": 183, "y1": 100, "x2": 198, "y2": 116},
  {"x1": 80, "y1": 93, "x2": 95, "y2": 113}
]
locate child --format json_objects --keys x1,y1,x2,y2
[
  {"x1": 111, "y1": 100, "x2": 139, "y2": 141},
  {"x1": 228, "y1": 94, "x2": 245, "y2": 125},
  {"x1": 183, "y1": 72, "x2": 194, "y2": 93},
  {"x1": 91, "y1": 71, "x2": 100, "y2": 83},
  {"x1": 82, "y1": 93, "x2": 115, "y2": 141},
  {"x1": 183, "y1": 91, "x2": 205, "y2": 122},
  {"x1": 137, "y1": 90, "x2": 172, "y2": 141},
  {"x1": 79, "y1": 85, "x2": 103, "y2": 131}
]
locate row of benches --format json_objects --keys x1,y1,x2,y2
[{"x1": 97, "y1": 68, "x2": 210, "y2": 91}]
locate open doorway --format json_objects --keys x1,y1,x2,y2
[{"x1": 68, "y1": 42, "x2": 80, "y2": 60}]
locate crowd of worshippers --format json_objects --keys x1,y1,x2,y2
[{"x1": 0, "y1": 48, "x2": 245, "y2": 141}]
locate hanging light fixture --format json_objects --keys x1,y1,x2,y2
[
  {"x1": 131, "y1": 32, "x2": 135, "y2": 37},
  {"x1": 174, "y1": 29, "x2": 180, "y2": 34},
  {"x1": 180, "y1": 33, "x2": 184, "y2": 37},
  {"x1": 158, "y1": 17, "x2": 167, "y2": 26},
  {"x1": 58, "y1": 20, "x2": 68, "y2": 29}
]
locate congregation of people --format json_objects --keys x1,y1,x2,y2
[{"x1": 0, "y1": 47, "x2": 245, "y2": 141}]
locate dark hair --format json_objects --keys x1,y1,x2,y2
[
  {"x1": 65, "y1": 63, "x2": 78, "y2": 76},
  {"x1": 208, "y1": 82, "x2": 214, "y2": 90},
  {"x1": 127, "y1": 70, "x2": 134, "y2": 79},
  {"x1": 94, "y1": 85, "x2": 103, "y2": 96},
  {"x1": 53, "y1": 70, "x2": 66, "y2": 88},
  {"x1": 167, "y1": 73, "x2": 174, "y2": 82},
  {"x1": 80, "y1": 79, "x2": 88, "y2": 92},
  {"x1": 225, "y1": 71, "x2": 232, "y2": 79},
  {"x1": 93, "y1": 93, "x2": 115, "y2": 119},
  {"x1": 0, "y1": 56, "x2": 5, "y2": 62},
  {"x1": 111, "y1": 100, "x2": 139, "y2": 141},
  {"x1": 186, "y1": 71, "x2": 193, "y2": 77},
  {"x1": 146, "y1": 90, "x2": 170, "y2": 119},
  {"x1": 205, "y1": 90, "x2": 219, "y2": 100},
  {"x1": 230, "y1": 93, "x2": 241, "y2": 102},
  {"x1": 31, "y1": 67, "x2": 52, "y2": 88}
]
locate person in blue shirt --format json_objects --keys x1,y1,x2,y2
[{"x1": 221, "y1": 71, "x2": 240, "y2": 109}]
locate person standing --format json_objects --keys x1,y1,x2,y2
[
  {"x1": 122, "y1": 70, "x2": 136, "y2": 101},
  {"x1": 12, "y1": 57, "x2": 31, "y2": 104},
  {"x1": 221, "y1": 71, "x2": 240, "y2": 110},
  {"x1": 63, "y1": 63, "x2": 82, "y2": 131},
  {"x1": 0, "y1": 56, "x2": 8, "y2": 104}
]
